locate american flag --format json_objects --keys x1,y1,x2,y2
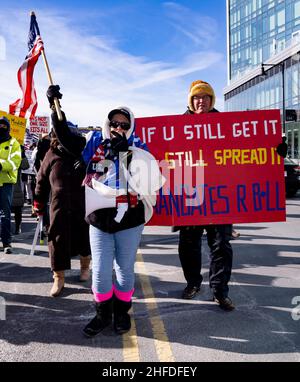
[
  {"x1": 9, "y1": 13, "x2": 44, "y2": 119},
  {"x1": 23, "y1": 128, "x2": 39, "y2": 151}
]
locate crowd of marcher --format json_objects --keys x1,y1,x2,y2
[{"x1": 0, "y1": 80, "x2": 287, "y2": 337}]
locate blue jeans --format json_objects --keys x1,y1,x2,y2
[
  {"x1": 90, "y1": 224, "x2": 144, "y2": 294},
  {"x1": 0, "y1": 184, "x2": 13, "y2": 246}
]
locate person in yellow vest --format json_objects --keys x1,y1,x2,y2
[{"x1": 0, "y1": 116, "x2": 22, "y2": 254}]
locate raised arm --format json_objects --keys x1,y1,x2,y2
[{"x1": 47, "y1": 85, "x2": 86, "y2": 157}]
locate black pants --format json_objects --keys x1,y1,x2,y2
[
  {"x1": 12, "y1": 206, "x2": 22, "y2": 230},
  {"x1": 178, "y1": 224, "x2": 233, "y2": 298}
]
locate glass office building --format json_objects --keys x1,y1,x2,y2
[{"x1": 224, "y1": 0, "x2": 300, "y2": 160}]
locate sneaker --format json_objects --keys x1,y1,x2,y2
[
  {"x1": 231, "y1": 230, "x2": 240, "y2": 239},
  {"x1": 182, "y1": 285, "x2": 200, "y2": 299},
  {"x1": 214, "y1": 296, "x2": 235, "y2": 311},
  {"x1": 4, "y1": 245, "x2": 12, "y2": 254}
]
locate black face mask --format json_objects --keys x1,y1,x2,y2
[{"x1": 0, "y1": 128, "x2": 10, "y2": 140}]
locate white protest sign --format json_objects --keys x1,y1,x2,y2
[{"x1": 29, "y1": 116, "x2": 50, "y2": 134}]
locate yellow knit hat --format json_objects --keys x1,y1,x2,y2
[{"x1": 188, "y1": 80, "x2": 215, "y2": 112}]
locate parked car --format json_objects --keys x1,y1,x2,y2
[{"x1": 284, "y1": 158, "x2": 300, "y2": 197}]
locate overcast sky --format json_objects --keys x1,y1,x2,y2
[{"x1": 0, "y1": 0, "x2": 227, "y2": 126}]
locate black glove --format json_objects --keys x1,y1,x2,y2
[
  {"x1": 46, "y1": 85, "x2": 63, "y2": 108},
  {"x1": 276, "y1": 136, "x2": 288, "y2": 158},
  {"x1": 73, "y1": 157, "x2": 87, "y2": 171},
  {"x1": 102, "y1": 138, "x2": 113, "y2": 159},
  {"x1": 110, "y1": 131, "x2": 129, "y2": 154}
]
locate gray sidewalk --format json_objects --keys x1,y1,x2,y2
[{"x1": 0, "y1": 196, "x2": 300, "y2": 362}]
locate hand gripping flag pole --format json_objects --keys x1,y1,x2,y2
[{"x1": 30, "y1": 11, "x2": 63, "y2": 121}]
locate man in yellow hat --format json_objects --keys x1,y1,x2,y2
[
  {"x1": 176, "y1": 80, "x2": 235, "y2": 311},
  {"x1": 187, "y1": 80, "x2": 217, "y2": 114}
]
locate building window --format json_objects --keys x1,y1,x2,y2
[
  {"x1": 268, "y1": 1, "x2": 275, "y2": 10},
  {"x1": 269, "y1": 14, "x2": 275, "y2": 30},
  {"x1": 277, "y1": 9, "x2": 285, "y2": 27},
  {"x1": 292, "y1": 64, "x2": 299, "y2": 105},
  {"x1": 295, "y1": 1, "x2": 300, "y2": 19}
]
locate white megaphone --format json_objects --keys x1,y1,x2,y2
[{"x1": 85, "y1": 181, "x2": 129, "y2": 222}]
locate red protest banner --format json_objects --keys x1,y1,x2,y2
[{"x1": 135, "y1": 109, "x2": 286, "y2": 226}]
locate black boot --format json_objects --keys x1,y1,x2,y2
[
  {"x1": 14, "y1": 226, "x2": 21, "y2": 235},
  {"x1": 113, "y1": 298, "x2": 132, "y2": 335},
  {"x1": 15, "y1": 221, "x2": 21, "y2": 235},
  {"x1": 83, "y1": 298, "x2": 113, "y2": 338}
]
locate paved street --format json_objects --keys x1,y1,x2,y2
[{"x1": 0, "y1": 193, "x2": 299, "y2": 362}]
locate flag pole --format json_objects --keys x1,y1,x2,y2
[{"x1": 30, "y1": 11, "x2": 63, "y2": 121}]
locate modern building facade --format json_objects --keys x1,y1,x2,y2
[{"x1": 224, "y1": 0, "x2": 300, "y2": 160}]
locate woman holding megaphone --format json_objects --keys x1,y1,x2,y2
[{"x1": 45, "y1": 85, "x2": 164, "y2": 337}]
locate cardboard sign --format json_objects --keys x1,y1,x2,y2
[
  {"x1": 135, "y1": 110, "x2": 286, "y2": 226},
  {"x1": 0, "y1": 109, "x2": 26, "y2": 144},
  {"x1": 29, "y1": 116, "x2": 50, "y2": 134}
]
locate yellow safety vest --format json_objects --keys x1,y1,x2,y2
[{"x1": 0, "y1": 137, "x2": 22, "y2": 186}]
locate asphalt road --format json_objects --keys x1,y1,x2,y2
[{"x1": 0, "y1": 193, "x2": 299, "y2": 363}]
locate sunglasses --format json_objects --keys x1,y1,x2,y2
[{"x1": 109, "y1": 120, "x2": 130, "y2": 130}]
